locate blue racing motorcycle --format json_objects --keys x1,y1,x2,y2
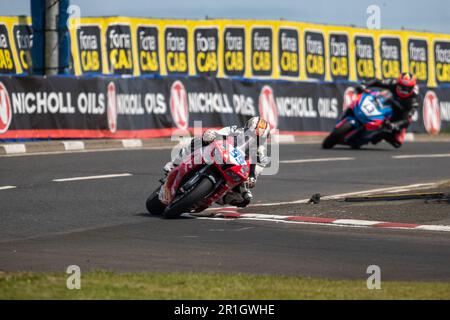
[{"x1": 322, "y1": 88, "x2": 394, "y2": 149}]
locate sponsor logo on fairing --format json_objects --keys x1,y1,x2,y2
[
  {"x1": 423, "y1": 90, "x2": 441, "y2": 135},
  {"x1": 0, "y1": 82, "x2": 12, "y2": 134},
  {"x1": 170, "y1": 81, "x2": 189, "y2": 130}
]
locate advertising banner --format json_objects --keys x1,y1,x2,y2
[
  {"x1": 1, "y1": 16, "x2": 450, "y2": 86},
  {"x1": 1, "y1": 75, "x2": 449, "y2": 140}
]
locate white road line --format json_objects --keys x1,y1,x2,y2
[
  {"x1": 53, "y1": 173, "x2": 132, "y2": 182},
  {"x1": 415, "y1": 225, "x2": 450, "y2": 232},
  {"x1": 183, "y1": 214, "x2": 450, "y2": 233},
  {"x1": 0, "y1": 145, "x2": 175, "y2": 157},
  {"x1": 280, "y1": 157, "x2": 355, "y2": 164},
  {"x1": 245, "y1": 181, "x2": 439, "y2": 207},
  {"x1": 393, "y1": 153, "x2": 450, "y2": 159},
  {"x1": 332, "y1": 219, "x2": 380, "y2": 226},
  {"x1": 320, "y1": 182, "x2": 437, "y2": 200},
  {"x1": 0, "y1": 185, "x2": 16, "y2": 191}
]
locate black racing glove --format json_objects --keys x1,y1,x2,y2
[{"x1": 383, "y1": 120, "x2": 400, "y2": 133}]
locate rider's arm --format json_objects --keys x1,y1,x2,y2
[
  {"x1": 251, "y1": 145, "x2": 270, "y2": 179},
  {"x1": 202, "y1": 126, "x2": 238, "y2": 143},
  {"x1": 389, "y1": 95, "x2": 419, "y2": 130},
  {"x1": 365, "y1": 78, "x2": 394, "y2": 88},
  {"x1": 357, "y1": 78, "x2": 393, "y2": 93}
]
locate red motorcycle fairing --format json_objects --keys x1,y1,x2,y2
[
  {"x1": 159, "y1": 139, "x2": 251, "y2": 209},
  {"x1": 159, "y1": 159, "x2": 201, "y2": 205}
]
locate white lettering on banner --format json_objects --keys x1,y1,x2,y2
[
  {"x1": 144, "y1": 93, "x2": 166, "y2": 114},
  {"x1": 139, "y1": 31, "x2": 156, "y2": 51},
  {"x1": 79, "y1": 30, "x2": 98, "y2": 50},
  {"x1": 188, "y1": 93, "x2": 233, "y2": 114},
  {"x1": 441, "y1": 101, "x2": 450, "y2": 121},
  {"x1": 166, "y1": 32, "x2": 185, "y2": 51},
  {"x1": 15, "y1": 29, "x2": 33, "y2": 50},
  {"x1": 109, "y1": 29, "x2": 131, "y2": 49},
  {"x1": 77, "y1": 93, "x2": 105, "y2": 114},
  {"x1": 253, "y1": 32, "x2": 270, "y2": 51},
  {"x1": 280, "y1": 32, "x2": 297, "y2": 52},
  {"x1": 116, "y1": 94, "x2": 145, "y2": 115},
  {"x1": 233, "y1": 94, "x2": 255, "y2": 116},
  {"x1": 225, "y1": 32, "x2": 243, "y2": 50},
  {"x1": 356, "y1": 40, "x2": 373, "y2": 59},
  {"x1": 381, "y1": 41, "x2": 399, "y2": 60},
  {"x1": 330, "y1": 38, "x2": 347, "y2": 56},
  {"x1": 12, "y1": 92, "x2": 76, "y2": 114},
  {"x1": 318, "y1": 98, "x2": 339, "y2": 118},
  {"x1": 436, "y1": 45, "x2": 450, "y2": 63},
  {"x1": 0, "y1": 34, "x2": 7, "y2": 49},
  {"x1": 275, "y1": 97, "x2": 317, "y2": 118},
  {"x1": 306, "y1": 35, "x2": 323, "y2": 55},
  {"x1": 196, "y1": 33, "x2": 216, "y2": 52},
  {"x1": 409, "y1": 43, "x2": 426, "y2": 62}
]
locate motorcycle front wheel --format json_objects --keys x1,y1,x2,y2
[
  {"x1": 163, "y1": 177, "x2": 214, "y2": 219},
  {"x1": 322, "y1": 122, "x2": 354, "y2": 149},
  {"x1": 146, "y1": 188, "x2": 166, "y2": 215}
]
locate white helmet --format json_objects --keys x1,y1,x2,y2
[{"x1": 244, "y1": 116, "x2": 270, "y2": 139}]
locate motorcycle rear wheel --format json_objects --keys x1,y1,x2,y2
[
  {"x1": 322, "y1": 122, "x2": 354, "y2": 149},
  {"x1": 163, "y1": 178, "x2": 214, "y2": 219}
]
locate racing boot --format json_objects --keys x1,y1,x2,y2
[{"x1": 384, "y1": 134, "x2": 402, "y2": 148}]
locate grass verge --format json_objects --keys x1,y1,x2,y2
[{"x1": 1, "y1": 271, "x2": 449, "y2": 299}]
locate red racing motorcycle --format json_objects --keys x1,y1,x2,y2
[{"x1": 146, "y1": 136, "x2": 252, "y2": 219}]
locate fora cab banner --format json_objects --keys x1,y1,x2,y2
[
  {"x1": 1, "y1": 16, "x2": 450, "y2": 86},
  {"x1": 0, "y1": 75, "x2": 449, "y2": 139},
  {"x1": 0, "y1": 16, "x2": 32, "y2": 75}
]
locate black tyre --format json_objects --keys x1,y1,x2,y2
[
  {"x1": 322, "y1": 122, "x2": 354, "y2": 149},
  {"x1": 146, "y1": 188, "x2": 166, "y2": 215},
  {"x1": 163, "y1": 178, "x2": 214, "y2": 219}
]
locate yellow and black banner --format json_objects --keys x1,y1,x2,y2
[
  {"x1": 223, "y1": 26, "x2": 245, "y2": 77},
  {"x1": 434, "y1": 39, "x2": 450, "y2": 85},
  {"x1": 1, "y1": 16, "x2": 450, "y2": 87}
]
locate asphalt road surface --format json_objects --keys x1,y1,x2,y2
[{"x1": 0, "y1": 141, "x2": 449, "y2": 280}]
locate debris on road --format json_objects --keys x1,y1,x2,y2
[{"x1": 308, "y1": 193, "x2": 321, "y2": 204}]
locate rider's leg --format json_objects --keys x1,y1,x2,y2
[
  {"x1": 384, "y1": 128, "x2": 406, "y2": 148},
  {"x1": 218, "y1": 188, "x2": 251, "y2": 207},
  {"x1": 163, "y1": 137, "x2": 204, "y2": 173},
  {"x1": 345, "y1": 128, "x2": 365, "y2": 148}
]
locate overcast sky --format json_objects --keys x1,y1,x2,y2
[{"x1": 2, "y1": 0, "x2": 449, "y2": 34}]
